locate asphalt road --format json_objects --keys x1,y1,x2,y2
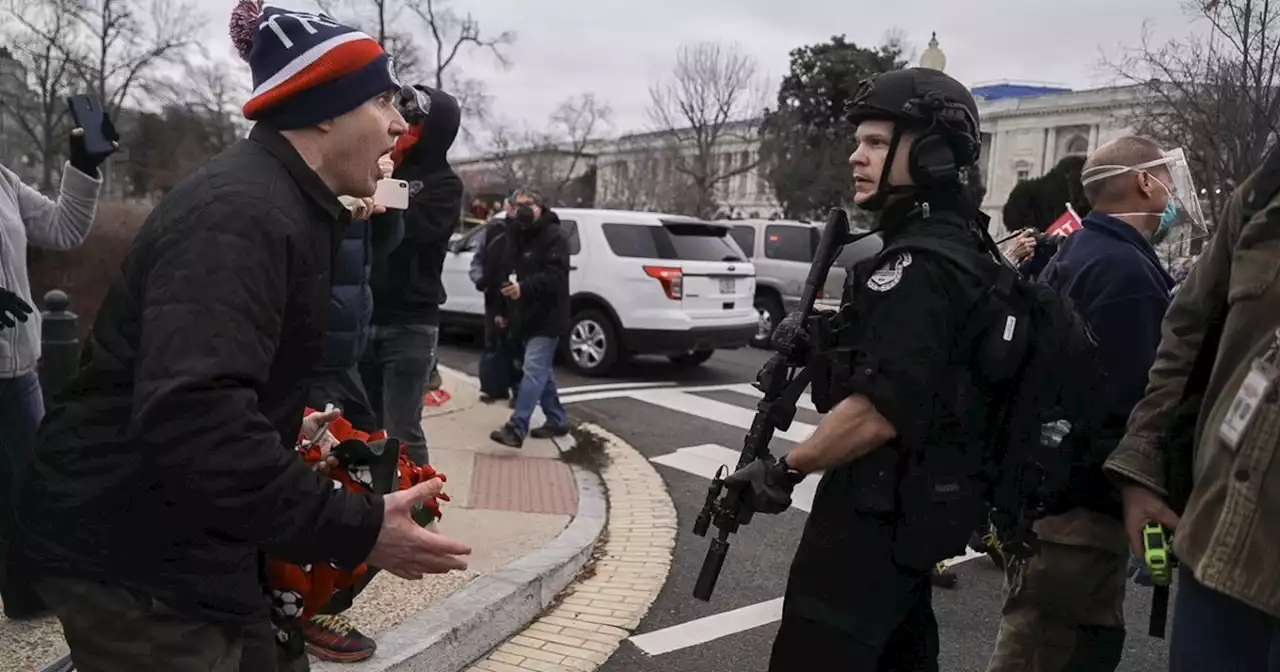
[{"x1": 434, "y1": 336, "x2": 1174, "y2": 672}]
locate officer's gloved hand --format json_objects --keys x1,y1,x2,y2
[
  {"x1": 0, "y1": 288, "x2": 33, "y2": 329},
  {"x1": 770, "y1": 310, "x2": 809, "y2": 358},
  {"x1": 724, "y1": 458, "x2": 794, "y2": 515}
]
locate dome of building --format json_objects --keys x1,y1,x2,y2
[{"x1": 919, "y1": 32, "x2": 946, "y2": 72}]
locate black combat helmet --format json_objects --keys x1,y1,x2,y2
[{"x1": 847, "y1": 67, "x2": 982, "y2": 211}]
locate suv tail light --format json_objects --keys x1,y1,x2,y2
[{"x1": 643, "y1": 266, "x2": 683, "y2": 300}]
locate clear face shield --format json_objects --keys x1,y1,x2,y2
[
  {"x1": 1161, "y1": 147, "x2": 1208, "y2": 236},
  {"x1": 1080, "y1": 148, "x2": 1208, "y2": 238}
]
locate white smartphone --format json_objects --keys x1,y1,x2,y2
[{"x1": 373, "y1": 178, "x2": 409, "y2": 210}]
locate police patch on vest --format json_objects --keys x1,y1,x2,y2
[
  {"x1": 866, "y1": 251, "x2": 912, "y2": 292},
  {"x1": 408, "y1": 181, "x2": 424, "y2": 197}
]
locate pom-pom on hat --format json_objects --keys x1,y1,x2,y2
[{"x1": 229, "y1": 0, "x2": 401, "y2": 130}]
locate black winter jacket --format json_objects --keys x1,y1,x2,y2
[
  {"x1": 371, "y1": 87, "x2": 464, "y2": 326},
  {"x1": 497, "y1": 212, "x2": 571, "y2": 339},
  {"x1": 13, "y1": 126, "x2": 384, "y2": 625},
  {"x1": 319, "y1": 211, "x2": 403, "y2": 371}
]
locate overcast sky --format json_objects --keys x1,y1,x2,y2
[{"x1": 200, "y1": 0, "x2": 1206, "y2": 153}]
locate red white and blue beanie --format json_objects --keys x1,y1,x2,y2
[{"x1": 229, "y1": 0, "x2": 400, "y2": 129}]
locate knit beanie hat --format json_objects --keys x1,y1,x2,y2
[{"x1": 229, "y1": 0, "x2": 401, "y2": 130}]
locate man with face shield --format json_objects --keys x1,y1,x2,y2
[
  {"x1": 984, "y1": 135, "x2": 1188, "y2": 672},
  {"x1": 721, "y1": 67, "x2": 1011, "y2": 671}
]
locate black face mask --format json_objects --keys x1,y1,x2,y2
[{"x1": 515, "y1": 205, "x2": 536, "y2": 227}]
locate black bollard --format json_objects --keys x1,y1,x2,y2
[{"x1": 38, "y1": 289, "x2": 79, "y2": 407}]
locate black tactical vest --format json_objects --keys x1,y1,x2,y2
[{"x1": 806, "y1": 216, "x2": 997, "y2": 572}]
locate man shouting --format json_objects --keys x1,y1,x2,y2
[{"x1": 12, "y1": 5, "x2": 470, "y2": 671}]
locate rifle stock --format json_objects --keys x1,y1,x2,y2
[{"x1": 692, "y1": 208, "x2": 853, "y2": 602}]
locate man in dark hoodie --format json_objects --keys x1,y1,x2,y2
[
  {"x1": 487, "y1": 188, "x2": 570, "y2": 449},
  {"x1": 364, "y1": 85, "x2": 464, "y2": 466},
  {"x1": 986, "y1": 135, "x2": 1177, "y2": 672}
]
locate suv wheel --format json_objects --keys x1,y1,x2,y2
[
  {"x1": 669, "y1": 349, "x2": 714, "y2": 367},
  {"x1": 751, "y1": 294, "x2": 784, "y2": 349},
  {"x1": 565, "y1": 309, "x2": 619, "y2": 376}
]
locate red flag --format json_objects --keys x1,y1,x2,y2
[
  {"x1": 1046, "y1": 203, "x2": 1083, "y2": 238},
  {"x1": 423, "y1": 389, "x2": 452, "y2": 407}
]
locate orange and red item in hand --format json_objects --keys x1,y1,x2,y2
[{"x1": 265, "y1": 408, "x2": 450, "y2": 623}]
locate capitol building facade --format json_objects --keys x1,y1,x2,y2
[{"x1": 454, "y1": 36, "x2": 1146, "y2": 236}]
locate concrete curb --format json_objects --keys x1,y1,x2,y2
[
  {"x1": 313, "y1": 465, "x2": 608, "y2": 672},
  {"x1": 464, "y1": 422, "x2": 677, "y2": 672}
]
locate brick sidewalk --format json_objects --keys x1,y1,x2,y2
[
  {"x1": 471, "y1": 454, "x2": 579, "y2": 516},
  {"x1": 465, "y1": 423, "x2": 678, "y2": 672}
]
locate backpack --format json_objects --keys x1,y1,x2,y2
[{"x1": 875, "y1": 218, "x2": 1107, "y2": 558}]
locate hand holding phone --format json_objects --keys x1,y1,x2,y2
[
  {"x1": 374, "y1": 178, "x2": 410, "y2": 210},
  {"x1": 66, "y1": 94, "x2": 120, "y2": 175}
]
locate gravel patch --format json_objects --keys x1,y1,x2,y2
[
  {"x1": 339, "y1": 569, "x2": 480, "y2": 636},
  {"x1": 0, "y1": 613, "x2": 67, "y2": 672}
]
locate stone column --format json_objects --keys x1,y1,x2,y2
[
  {"x1": 1088, "y1": 124, "x2": 1100, "y2": 152},
  {"x1": 1041, "y1": 128, "x2": 1054, "y2": 175},
  {"x1": 986, "y1": 130, "x2": 1001, "y2": 196}
]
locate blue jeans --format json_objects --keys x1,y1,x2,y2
[
  {"x1": 1, "y1": 372, "x2": 44, "y2": 589},
  {"x1": 0, "y1": 372, "x2": 44, "y2": 494},
  {"x1": 508, "y1": 336, "x2": 567, "y2": 437},
  {"x1": 1170, "y1": 565, "x2": 1280, "y2": 671},
  {"x1": 359, "y1": 324, "x2": 438, "y2": 465}
]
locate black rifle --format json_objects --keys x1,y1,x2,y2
[{"x1": 692, "y1": 208, "x2": 855, "y2": 602}]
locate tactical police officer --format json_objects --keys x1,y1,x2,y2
[{"x1": 725, "y1": 67, "x2": 1003, "y2": 671}]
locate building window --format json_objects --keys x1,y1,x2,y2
[
  {"x1": 1065, "y1": 135, "x2": 1088, "y2": 156},
  {"x1": 1014, "y1": 160, "x2": 1033, "y2": 183}
]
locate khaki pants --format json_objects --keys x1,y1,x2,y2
[{"x1": 985, "y1": 541, "x2": 1128, "y2": 672}]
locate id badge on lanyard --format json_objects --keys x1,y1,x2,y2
[{"x1": 1219, "y1": 329, "x2": 1280, "y2": 448}]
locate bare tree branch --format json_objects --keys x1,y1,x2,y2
[
  {"x1": 71, "y1": 0, "x2": 197, "y2": 119},
  {"x1": 647, "y1": 41, "x2": 769, "y2": 218},
  {"x1": 1, "y1": 0, "x2": 84, "y2": 190},
  {"x1": 1103, "y1": 0, "x2": 1280, "y2": 234},
  {"x1": 407, "y1": 0, "x2": 515, "y2": 89},
  {"x1": 402, "y1": 0, "x2": 513, "y2": 143},
  {"x1": 478, "y1": 94, "x2": 613, "y2": 206}
]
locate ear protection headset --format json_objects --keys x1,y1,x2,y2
[{"x1": 901, "y1": 91, "x2": 980, "y2": 187}]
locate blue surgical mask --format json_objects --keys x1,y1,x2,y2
[
  {"x1": 1157, "y1": 199, "x2": 1179, "y2": 238},
  {"x1": 1107, "y1": 174, "x2": 1179, "y2": 242}
]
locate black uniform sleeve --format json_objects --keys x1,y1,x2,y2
[
  {"x1": 841, "y1": 251, "x2": 962, "y2": 449},
  {"x1": 521, "y1": 231, "x2": 569, "y2": 300},
  {"x1": 130, "y1": 201, "x2": 383, "y2": 568},
  {"x1": 370, "y1": 209, "x2": 405, "y2": 259}
]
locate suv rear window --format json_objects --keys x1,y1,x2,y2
[
  {"x1": 765, "y1": 225, "x2": 817, "y2": 263},
  {"x1": 602, "y1": 222, "x2": 745, "y2": 261}
]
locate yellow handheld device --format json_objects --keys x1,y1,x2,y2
[{"x1": 1143, "y1": 522, "x2": 1172, "y2": 587}]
